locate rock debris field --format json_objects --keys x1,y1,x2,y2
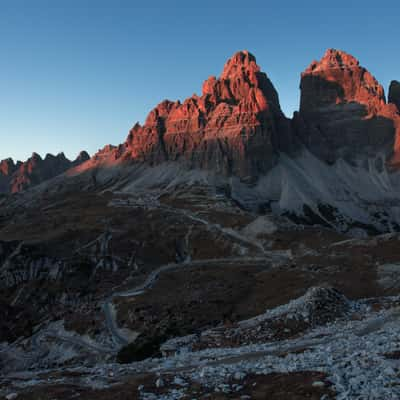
[{"x1": 2, "y1": 288, "x2": 400, "y2": 399}]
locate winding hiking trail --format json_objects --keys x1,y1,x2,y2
[
  {"x1": 102, "y1": 254, "x2": 288, "y2": 348},
  {"x1": 25, "y1": 201, "x2": 291, "y2": 357},
  {"x1": 101, "y1": 200, "x2": 289, "y2": 348},
  {"x1": 161, "y1": 204, "x2": 270, "y2": 255},
  {"x1": 26, "y1": 254, "x2": 287, "y2": 357}
]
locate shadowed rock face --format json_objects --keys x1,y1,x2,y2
[
  {"x1": 389, "y1": 80, "x2": 400, "y2": 112},
  {"x1": 299, "y1": 49, "x2": 386, "y2": 114},
  {"x1": 295, "y1": 49, "x2": 400, "y2": 164},
  {"x1": 0, "y1": 151, "x2": 90, "y2": 194},
  {"x1": 0, "y1": 159, "x2": 20, "y2": 192},
  {"x1": 72, "y1": 151, "x2": 91, "y2": 167},
  {"x1": 124, "y1": 50, "x2": 291, "y2": 180}
]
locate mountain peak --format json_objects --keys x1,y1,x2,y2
[
  {"x1": 297, "y1": 49, "x2": 400, "y2": 164},
  {"x1": 0, "y1": 158, "x2": 16, "y2": 176},
  {"x1": 123, "y1": 49, "x2": 288, "y2": 178},
  {"x1": 220, "y1": 50, "x2": 259, "y2": 80},
  {"x1": 75, "y1": 150, "x2": 90, "y2": 162},
  {"x1": 300, "y1": 48, "x2": 385, "y2": 114},
  {"x1": 305, "y1": 49, "x2": 360, "y2": 74},
  {"x1": 30, "y1": 152, "x2": 42, "y2": 161}
]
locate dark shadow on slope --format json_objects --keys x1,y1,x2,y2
[{"x1": 294, "y1": 75, "x2": 396, "y2": 165}]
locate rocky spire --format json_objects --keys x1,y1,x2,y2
[
  {"x1": 300, "y1": 49, "x2": 386, "y2": 114},
  {"x1": 124, "y1": 50, "x2": 290, "y2": 179},
  {"x1": 295, "y1": 49, "x2": 399, "y2": 164}
]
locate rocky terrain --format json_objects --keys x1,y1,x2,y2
[{"x1": 1, "y1": 49, "x2": 400, "y2": 399}]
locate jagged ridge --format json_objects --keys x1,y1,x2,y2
[
  {"x1": 0, "y1": 151, "x2": 90, "y2": 193},
  {"x1": 4, "y1": 49, "x2": 400, "y2": 196},
  {"x1": 79, "y1": 48, "x2": 400, "y2": 180}
]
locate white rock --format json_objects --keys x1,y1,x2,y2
[
  {"x1": 383, "y1": 367, "x2": 396, "y2": 376},
  {"x1": 173, "y1": 376, "x2": 187, "y2": 386},
  {"x1": 234, "y1": 371, "x2": 246, "y2": 380},
  {"x1": 155, "y1": 377, "x2": 164, "y2": 388}
]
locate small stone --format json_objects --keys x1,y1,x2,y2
[
  {"x1": 384, "y1": 367, "x2": 396, "y2": 376},
  {"x1": 312, "y1": 381, "x2": 325, "y2": 388},
  {"x1": 218, "y1": 384, "x2": 231, "y2": 393},
  {"x1": 173, "y1": 376, "x2": 187, "y2": 386},
  {"x1": 234, "y1": 371, "x2": 246, "y2": 380},
  {"x1": 155, "y1": 377, "x2": 164, "y2": 388}
]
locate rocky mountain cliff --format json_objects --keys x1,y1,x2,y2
[
  {"x1": 122, "y1": 50, "x2": 292, "y2": 180},
  {"x1": 77, "y1": 49, "x2": 400, "y2": 179},
  {"x1": 5, "y1": 49, "x2": 399, "y2": 190},
  {"x1": 294, "y1": 49, "x2": 400, "y2": 164},
  {"x1": 0, "y1": 151, "x2": 89, "y2": 194},
  {"x1": 3, "y1": 49, "x2": 400, "y2": 232}
]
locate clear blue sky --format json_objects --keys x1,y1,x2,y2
[{"x1": 0, "y1": 0, "x2": 399, "y2": 161}]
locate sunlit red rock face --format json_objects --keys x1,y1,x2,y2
[
  {"x1": 294, "y1": 49, "x2": 400, "y2": 164},
  {"x1": 124, "y1": 51, "x2": 291, "y2": 179},
  {"x1": 0, "y1": 151, "x2": 90, "y2": 194},
  {"x1": 93, "y1": 49, "x2": 400, "y2": 177},
  {"x1": 19, "y1": 49, "x2": 400, "y2": 190}
]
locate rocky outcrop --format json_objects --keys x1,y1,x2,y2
[
  {"x1": 0, "y1": 242, "x2": 63, "y2": 289},
  {"x1": 389, "y1": 80, "x2": 400, "y2": 112},
  {"x1": 0, "y1": 151, "x2": 90, "y2": 194},
  {"x1": 71, "y1": 151, "x2": 90, "y2": 167},
  {"x1": 0, "y1": 159, "x2": 20, "y2": 193},
  {"x1": 124, "y1": 51, "x2": 291, "y2": 180},
  {"x1": 294, "y1": 49, "x2": 400, "y2": 164}
]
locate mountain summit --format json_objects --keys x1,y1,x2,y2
[
  {"x1": 122, "y1": 50, "x2": 290, "y2": 179},
  {"x1": 300, "y1": 48, "x2": 386, "y2": 113},
  {"x1": 295, "y1": 48, "x2": 400, "y2": 163}
]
